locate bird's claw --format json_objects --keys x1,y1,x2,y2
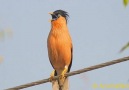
[
  {"x1": 59, "y1": 73, "x2": 65, "y2": 79},
  {"x1": 49, "y1": 76, "x2": 54, "y2": 82},
  {"x1": 49, "y1": 70, "x2": 55, "y2": 82},
  {"x1": 59, "y1": 68, "x2": 67, "y2": 82}
]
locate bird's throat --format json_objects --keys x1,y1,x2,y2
[{"x1": 51, "y1": 17, "x2": 67, "y2": 30}]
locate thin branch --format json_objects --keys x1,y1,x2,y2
[{"x1": 6, "y1": 56, "x2": 129, "y2": 90}]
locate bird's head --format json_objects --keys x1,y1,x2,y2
[{"x1": 49, "y1": 10, "x2": 69, "y2": 23}]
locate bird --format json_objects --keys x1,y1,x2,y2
[{"x1": 47, "y1": 10, "x2": 73, "y2": 90}]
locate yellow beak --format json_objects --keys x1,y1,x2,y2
[
  {"x1": 49, "y1": 12, "x2": 53, "y2": 22},
  {"x1": 49, "y1": 12, "x2": 53, "y2": 15}
]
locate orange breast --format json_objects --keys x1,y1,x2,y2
[
  {"x1": 47, "y1": 16, "x2": 72, "y2": 71},
  {"x1": 47, "y1": 30, "x2": 72, "y2": 71}
]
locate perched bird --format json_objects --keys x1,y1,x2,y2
[{"x1": 47, "y1": 10, "x2": 73, "y2": 90}]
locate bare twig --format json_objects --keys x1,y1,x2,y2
[{"x1": 6, "y1": 56, "x2": 129, "y2": 90}]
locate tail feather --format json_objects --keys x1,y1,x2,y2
[
  {"x1": 62, "y1": 78, "x2": 69, "y2": 90},
  {"x1": 52, "y1": 78, "x2": 69, "y2": 90},
  {"x1": 52, "y1": 80, "x2": 59, "y2": 90}
]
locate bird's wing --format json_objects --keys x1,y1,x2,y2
[{"x1": 68, "y1": 44, "x2": 73, "y2": 72}]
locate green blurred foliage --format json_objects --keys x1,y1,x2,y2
[
  {"x1": 0, "y1": 28, "x2": 13, "y2": 41},
  {"x1": 0, "y1": 56, "x2": 3, "y2": 63},
  {"x1": 120, "y1": 0, "x2": 129, "y2": 53},
  {"x1": 120, "y1": 42, "x2": 129, "y2": 53},
  {"x1": 0, "y1": 30, "x2": 5, "y2": 41},
  {"x1": 123, "y1": 0, "x2": 129, "y2": 6},
  {"x1": 0, "y1": 28, "x2": 13, "y2": 63}
]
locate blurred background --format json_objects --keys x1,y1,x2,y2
[{"x1": 0, "y1": 0, "x2": 129, "y2": 90}]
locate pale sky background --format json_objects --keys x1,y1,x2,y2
[{"x1": 0, "y1": 0, "x2": 129, "y2": 90}]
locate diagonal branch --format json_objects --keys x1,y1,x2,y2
[{"x1": 6, "y1": 56, "x2": 129, "y2": 90}]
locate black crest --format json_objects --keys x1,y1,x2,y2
[{"x1": 52, "y1": 10, "x2": 69, "y2": 23}]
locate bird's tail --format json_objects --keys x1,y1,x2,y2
[{"x1": 52, "y1": 77, "x2": 69, "y2": 90}]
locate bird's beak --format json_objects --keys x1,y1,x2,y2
[
  {"x1": 49, "y1": 12, "x2": 53, "y2": 15},
  {"x1": 49, "y1": 12, "x2": 53, "y2": 22},
  {"x1": 49, "y1": 19, "x2": 52, "y2": 22}
]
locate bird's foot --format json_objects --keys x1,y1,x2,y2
[
  {"x1": 59, "y1": 66, "x2": 68, "y2": 82},
  {"x1": 49, "y1": 70, "x2": 55, "y2": 82}
]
